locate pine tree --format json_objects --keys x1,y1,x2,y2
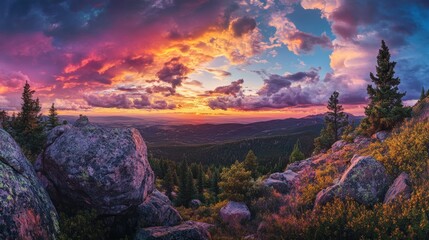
[
  {"x1": 0, "y1": 110, "x2": 8, "y2": 129},
  {"x1": 326, "y1": 91, "x2": 348, "y2": 142},
  {"x1": 14, "y1": 81, "x2": 45, "y2": 160},
  {"x1": 243, "y1": 150, "x2": 258, "y2": 179},
  {"x1": 314, "y1": 91, "x2": 349, "y2": 153},
  {"x1": 196, "y1": 164, "x2": 205, "y2": 202},
  {"x1": 289, "y1": 140, "x2": 305, "y2": 164},
  {"x1": 420, "y1": 87, "x2": 427, "y2": 101},
  {"x1": 185, "y1": 168, "x2": 196, "y2": 203},
  {"x1": 360, "y1": 40, "x2": 411, "y2": 135},
  {"x1": 47, "y1": 103, "x2": 60, "y2": 130},
  {"x1": 176, "y1": 160, "x2": 196, "y2": 207},
  {"x1": 210, "y1": 167, "x2": 220, "y2": 203},
  {"x1": 163, "y1": 165, "x2": 176, "y2": 200}
]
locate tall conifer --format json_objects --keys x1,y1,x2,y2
[{"x1": 361, "y1": 40, "x2": 411, "y2": 135}]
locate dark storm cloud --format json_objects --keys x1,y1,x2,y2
[
  {"x1": 289, "y1": 32, "x2": 333, "y2": 53},
  {"x1": 207, "y1": 79, "x2": 244, "y2": 97},
  {"x1": 84, "y1": 92, "x2": 176, "y2": 109},
  {"x1": 230, "y1": 16, "x2": 257, "y2": 37},
  {"x1": 84, "y1": 93, "x2": 133, "y2": 108},
  {"x1": 156, "y1": 57, "x2": 191, "y2": 90},
  {"x1": 327, "y1": 0, "x2": 420, "y2": 45},
  {"x1": 258, "y1": 70, "x2": 320, "y2": 96},
  {"x1": 207, "y1": 70, "x2": 321, "y2": 110}
]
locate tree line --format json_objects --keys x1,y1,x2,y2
[{"x1": 1, "y1": 81, "x2": 63, "y2": 160}]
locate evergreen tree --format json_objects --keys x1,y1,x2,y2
[
  {"x1": 360, "y1": 40, "x2": 411, "y2": 135},
  {"x1": 0, "y1": 110, "x2": 8, "y2": 129},
  {"x1": 14, "y1": 81, "x2": 45, "y2": 159},
  {"x1": 163, "y1": 165, "x2": 176, "y2": 200},
  {"x1": 420, "y1": 87, "x2": 426, "y2": 101},
  {"x1": 47, "y1": 103, "x2": 60, "y2": 130},
  {"x1": 219, "y1": 161, "x2": 253, "y2": 202},
  {"x1": 243, "y1": 150, "x2": 258, "y2": 179},
  {"x1": 326, "y1": 91, "x2": 348, "y2": 142},
  {"x1": 210, "y1": 167, "x2": 220, "y2": 203},
  {"x1": 289, "y1": 140, "x2": 305, "y2": 164},
  {"x1": 196, "y1": 164, "x2": 205, "y2": 202},
  {"x1": 313, "y1": 123, "x2": 335, "y2": 154},
  {"x1": 176, "y1": 160, "x2": 195, "y2": 207},
  {"x1": 314, "y1": 91, "x2": 349, "y2": 153}
]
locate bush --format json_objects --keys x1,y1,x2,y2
[
  {"x1": 261, "y1": 182, "x2": 429, "y2": 239},
  {"x1": 369, "y1": 120, "x2": 429, "y2": 180},
  {"x1": 59, "y1": 210, "x2": 109, "y2": 240},
  {"x1": 299, "y1": 163, "x2": 338, "y2": 207},
  {"x1": 219, "y1": 161, "x2": 254, "y2": 202}
]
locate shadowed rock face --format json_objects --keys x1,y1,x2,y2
[
  {"x1": 263, "y1": 170, "x2": 298, "y2": 194},
  {"x1": 134, "y1": 221, "x2": 212, "y2": 240},
  {"x1": 220, "y1": 201, "x2": 251, "y2": 227},
  {"x1": 138, "y1": 189, "x2": 182, "y2": 228},
  {"x1": 315, "y1": 155, "x2": 391, "y2": 206},
  {"x1": 36, "y1": 120, "x2": 155, "y2": 216},
  {"x1": 0, "y1": 129, "x2": 59, "y2": 239}
]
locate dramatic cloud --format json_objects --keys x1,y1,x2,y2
[
  {"x1": 258, "y1": 69, "x2": 319, "y2": 96},
  {"x1": 84, "y1": 93, "x2": 133, "y2": 109},
  {"x1": 0, "y1": 70, "x2": 30, "y2": 92},
  {"x1": 207, "y1": 79, "x2": 244, "y2": 97},
  {"x1": 269, "y1": 12, "x2": 333, "y2": 54},
  {"x1": 156, "y1": 58, "x2": 191, "y2": 90},
  {"x1": 84, "y1": 92, "x2": 176, "y2": 109},
  {"x1": 208, "y1": 69, "x2": 324, "y2": 110}
]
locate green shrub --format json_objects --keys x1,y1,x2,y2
[{"x1": 59, "y1": 210, "x2": 109, "y2": 240}]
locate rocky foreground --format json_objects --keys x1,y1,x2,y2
[
  {"x1": 0, "y1": 129, "x2": 59, "y2": 239},
  {"x1": 1, "y1": 116, "x2": 211, "y2": 239}
]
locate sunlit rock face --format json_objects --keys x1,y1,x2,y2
[
  {"x1": 315, "y1": 155, "x2": 391, "y2": 206},
  {"x1": 0, "y1": 129, "x2": 59, "y2": 240}
]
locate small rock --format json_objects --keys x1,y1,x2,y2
[
  {"x1": 371, "y1": 131, "x2": 390, "y2": 142},
  {"x1": 134, "y1": 221, "x2": 212, "y2": 240},
  {"x1": 220, "y1": 201, "x2": 251, "y2": 227},
  {"x1": 189, "y1": 199, "x2": 203, "y2": 209},
  {"x1": 263, "y1": 170, "x2": 298, "y2": 194},
  {"x1": 73, "y1": 115, "x2": 89, "y2": 127},
  {"x1": 287, "y1": 159, "x2": 311, "y2": 172},
  {"x1": 331, "y1": 140, "x2": 347, "y2": 152},
  {"x1": 384, "y1": 172, "x2": 412, "y2": 204},
  {"x1": 315, "y1": 155, "x2": 391, "y2": 206}
]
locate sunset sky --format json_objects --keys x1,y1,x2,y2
[{"x1": 0, "y1": 0, "x2": 428, "y2": 123}]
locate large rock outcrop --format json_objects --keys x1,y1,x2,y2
[
  {"x1": 36, "y1": 118, "x2": 155, "y2": 215},
  {"x1": 315, "y1": 155, "x2": 391, "y2": 206},
  {"x1": 134, "y1": 221, "x2": 212, "y2": 240},
  {"x1": 220, "y1": 201, "x2": 251, "y2": 227},
  {"x1": 0, "y1": 129, "x2": 59, "y2": 239}
]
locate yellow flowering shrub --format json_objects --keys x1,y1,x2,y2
[{"x1": 369, "y1": 120, "x2": 429, "y2": 180}]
